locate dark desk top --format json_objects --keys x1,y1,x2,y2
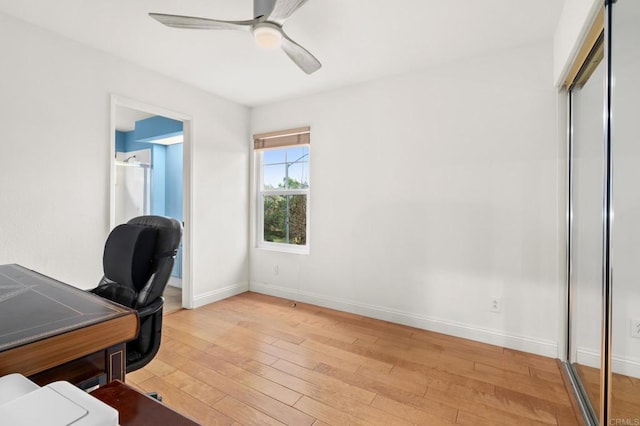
[
  {"x1": 0, "y1": 264, "x2": 132, "y2": 352},
  {"x1": 91, "y1": 381, "x2": 200, "y2": 425}
]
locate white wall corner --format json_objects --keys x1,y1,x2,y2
[
  {"x1": 250, "y1": 282, "x2": 559, "y2": 358},
  {"x1": 193, "y1": 282, "x2": 249, "y2": 308}
]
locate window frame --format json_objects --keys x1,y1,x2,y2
[{"x1": 256, "y1": 145, "x2": 311, "y2": 254}]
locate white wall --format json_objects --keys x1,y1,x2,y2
[
  {"x1": 0, "y1": 12, "x2": 250, "y2": 304},
  {"x1": 250, "y1": 42, "x2": 562, "y2": 357},
  {"x1": 553, "y1": 0, "x2": 601, "y2": 85}
]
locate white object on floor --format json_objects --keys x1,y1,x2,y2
[
  {"x1": 0, "y1": 374, "x2": 117, "y2": 425},
  {"x1": 0, "y1": 373, "x2": 40, "y2": 405}
]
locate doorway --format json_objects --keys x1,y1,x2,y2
[{"x1": 110, "y1": 95, "x2": 192, "y2": 310}]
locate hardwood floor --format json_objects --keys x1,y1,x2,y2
[
  {"x1": 163, "y1": 285, "x2": 182, "y2": 315},
  {"x1": 575, "y1": 363, "x2": 640, "y2": 422},
  {"x1": 127, "y1": 292, "x2": 581, "y2": 425}
]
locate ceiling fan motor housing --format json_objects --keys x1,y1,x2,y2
[{"x1": 254, "y1": 0, "x2": 277, "y2": 19}]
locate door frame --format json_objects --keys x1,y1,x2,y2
[{"x1": 109, "y1": 94, "x2": 194, "y2": 309}]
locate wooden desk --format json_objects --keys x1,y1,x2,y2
[
  {"x1": 91, "y1": 380, "x2": 200, "y2": 425},
  {"x1": 0, "y1": 264, "x2": 139, "y2": 385}
]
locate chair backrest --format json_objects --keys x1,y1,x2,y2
[
  {"x1": 127, "y1": 215, "x2": 183, "y2": 307},
  {"x1": 100, "y1": 215, "x2": 182, "y2": 308}
]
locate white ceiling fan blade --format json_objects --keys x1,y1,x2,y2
[
  {"x1": 267, "y1": 0, "x2": 310, "y2": 24},
  {"x1": 281, "y1": 32, "x2": 321, "y2": 74},
  {"x1": 149, "y1": 13, "x2": 258, "y2": 31}
]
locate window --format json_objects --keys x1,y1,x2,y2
[{"x1": 254, "y1": 127, "x2": 310, "y2": 253}]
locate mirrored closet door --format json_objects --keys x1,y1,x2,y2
[
  {"x1": 568, "y1": 28, "x2": 605, "y2": 423},
  {"x1": 566, "y1": 1, "x2": 640, "y2": 424},
  {"x1": 610, "y1": 0, "x2": 640, "y2": 421}
]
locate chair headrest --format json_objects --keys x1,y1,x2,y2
[
  {"x1": 127, "y1": 216, "x2": 182, "y2": 256},
  {"x1": 103, "y1": 224, "x2": 158, "y2": 292}
]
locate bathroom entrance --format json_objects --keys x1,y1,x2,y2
[{"x1": 113, "y1": 103, "x2": 186, "y2": 312}]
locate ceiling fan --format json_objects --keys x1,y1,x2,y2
[{"x1": 149, "y1": 0, "x2": 321, "y2": 74}]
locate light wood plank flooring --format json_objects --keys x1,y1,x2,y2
[
  {"x1": 163, "y1": 285, "x2": 182, "y2": 315},
  {"x1": 575, "y1": 363, "x2": 640, "y2": 422},
  {"x1": 127, "y1": 292, "x2": 581, "y2": 425}
]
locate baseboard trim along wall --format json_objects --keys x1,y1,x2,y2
[
  {"x1": 249, "y1": 282, "x2": 558, "y2": 358},
  {"x1": 577, "y1": 348, "x2": 640, "y2": 379},
  {"x1": 193, "y1": 282, "x2": 249, "y2": 309}
]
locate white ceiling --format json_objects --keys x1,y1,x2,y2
[
  {"x1": 115, "y1": 107, "x2": 154, "y2": 132},
  {"x1": 0, "y1": 0, "x2": 565, "y2": 107}
]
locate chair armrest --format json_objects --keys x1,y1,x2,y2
[
  {"x1": 136, "y1": 297, "x2": 164, "y2": 319},
  {"x1": 90, "y1": 283, "x2": 137, "y2": 308}
]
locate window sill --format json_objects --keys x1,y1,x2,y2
[{"x1": 257, "y1": 242, "x2": 309, "y2": 255}]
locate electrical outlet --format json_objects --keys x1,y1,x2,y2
[
  {"x1": 631, "y1": 319, "x2": 640, "y2": 339},
  {"x1": 273, "y1": 265, "x2": 279, "y2": 276},
  {"x1": 489, "y1": 297, "x2": 502, "y2": 313}
]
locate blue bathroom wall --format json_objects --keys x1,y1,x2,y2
[
  {"x1": 165, "y1": 144, "x2": 183, "y2": 222},
  {"x1": 115, "y1": 131, "x2": 127, "y2": 152},
  {"x1": 164, "y1": 144, "x2": 183, "y2": 278},
  {"x1": 135, "y1": 116, "x2": 182, "y2": 142},
  {"x1": 151, "y1": 146, "x2": 166, "y2": 217}
]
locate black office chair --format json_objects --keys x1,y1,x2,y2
[{"x1": 90, "y1": 215, "x2": 183, "y2": 373}]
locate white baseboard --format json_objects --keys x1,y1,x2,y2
[
  {"x1": 577, "y1": 348, "x2": 640, "y2": 379},
  {"x1": 249, "y1": 281, "x2": 558, "y2": 358},
  {"x1": 193, "y1": 282, "x2": 249, "y2": 308}
]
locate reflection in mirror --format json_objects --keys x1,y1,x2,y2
[
  {"x1": 569, "y1": 40, "x2": 605, "y2": 420},
  {"x1": 611, "y1": 0, "x2": 640, "y2": 421}
]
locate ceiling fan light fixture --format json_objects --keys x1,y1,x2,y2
[
  {"x1": 150, "y1": 0, "x2": 322, "y2": 74},
  {"x1": 253, "y1": 24, "x2": 282, "y2": 49}
]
